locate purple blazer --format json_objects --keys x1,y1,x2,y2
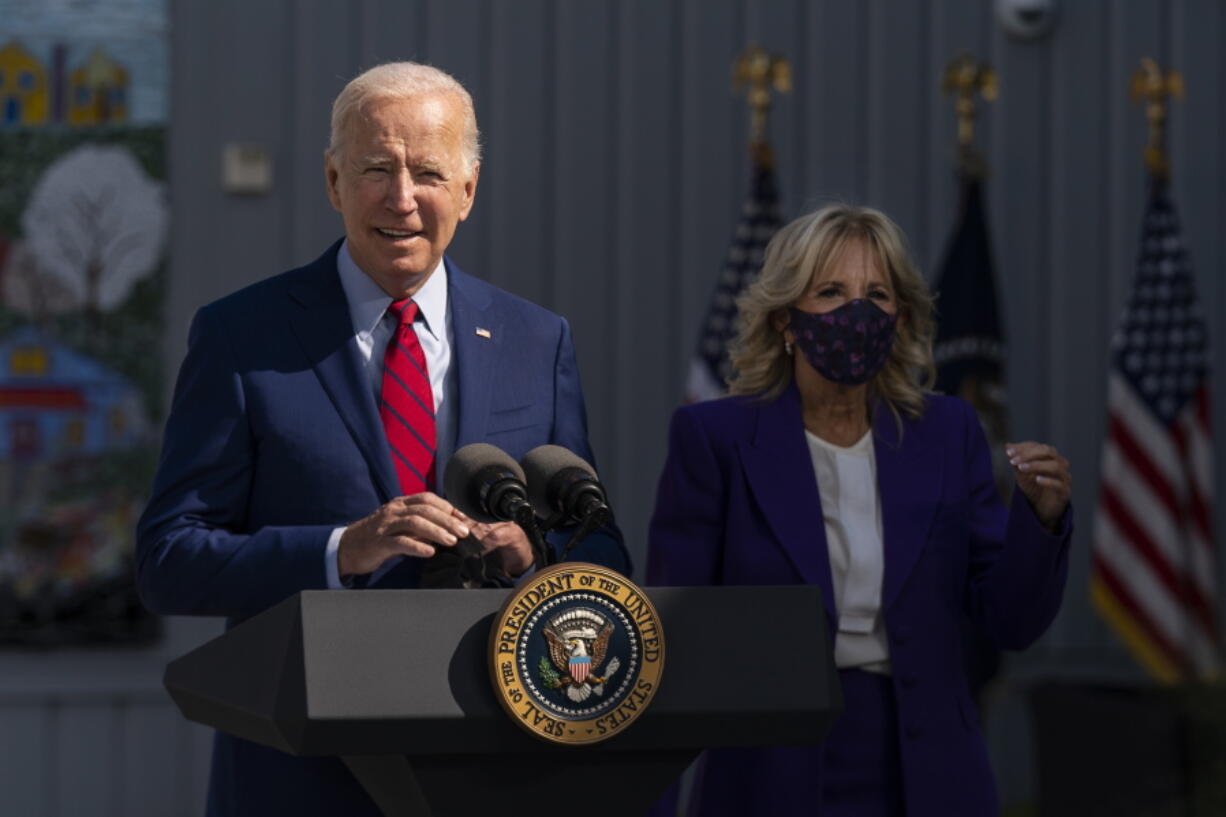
[{"x1": 647, "y1": 384, "x2": 1071, "y2": 817}]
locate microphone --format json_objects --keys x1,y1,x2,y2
[
  {"x1": 520, "y1": 446, "x2": 612, "y2": 556},
  {"x1": 444, "y1": 443, "x2": 548, "y2": 572},
  {"x1": 444, "y1": 443, "x2": 533, "y2": 524},
  {"x1": 521, "y1": 445, "x2": 609, "y2": 524}
]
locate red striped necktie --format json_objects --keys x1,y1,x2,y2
[{"x1": 380, "y1": 299, "x2": 436, "y2": 495}]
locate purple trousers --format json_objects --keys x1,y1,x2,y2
[{"x1": 651, "y1": 669, "x2": 905, "y2": 817}]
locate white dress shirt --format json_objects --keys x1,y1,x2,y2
[
  {"x1": 805, "y1": 428, "x2": 892, "y2": 674},
  {"x1": 324, "y1": 240, "x2": 457, "y2": 589}
]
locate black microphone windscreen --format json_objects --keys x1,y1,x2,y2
[
  {"x1": 444, "y1": 443, "x2": 526, "y2": 522},
  {"x1": 521, "y1": 445, "x2": 599, "y2": 518}
]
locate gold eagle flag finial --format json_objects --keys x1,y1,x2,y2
[
  {"x1": 733, "y1": 44, "x2": 791, "y2": 168},
  {"x1": 1130, "y1": 57, "x2": 1184, "y2": 180},
  {"x1": 942, "y1": 53, "x2": 997, "y2": 179}
]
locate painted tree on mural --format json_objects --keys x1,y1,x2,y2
[{"x1": 18, "y1": 143, "x2": 167, "y2": 319}]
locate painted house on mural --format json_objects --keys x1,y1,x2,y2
[
  {"x1": 0, "y1": 40, "x2": 128, "y2": 127},
  {"x1": 68, "y1": 48, "x2": 128, "y2": 125},
  {"x1": 0, "y1": 326, "x2": 146, "y2": 461},
  {"x1": 0, "y1": 41, "x2": 48, "y2": 126}
]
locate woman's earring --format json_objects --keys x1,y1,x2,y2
[{"x1": 784, "y1": 339, "x2": 793, "y2": 356}]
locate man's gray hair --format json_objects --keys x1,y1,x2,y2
[{"x1": 329, "y1": 61, "x2": 482, "y2": 170}]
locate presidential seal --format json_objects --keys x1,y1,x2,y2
[{"x1": 489, "y1": 563, "x2": 664, "y2": 745}]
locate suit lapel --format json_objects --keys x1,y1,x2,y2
[
  {"x1": 873, "y1": 403, "x2": 943, "y2": 610},
  {"x1": 738, "y1": 384, "x2": 838, "y2": 624},
  {"x1": 287, "y1": 243, "x2": 399, "y2": 503},
  {"x1": 447, "y1": 259, "x2": 502, "y2": 447}
]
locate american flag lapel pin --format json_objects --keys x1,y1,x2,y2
[{"x1": 475, "y1": 327, "x2": 492, "y2": 339}]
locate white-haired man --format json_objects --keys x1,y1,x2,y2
[{"x1": 137, "y1": 62, "x2": 628, "y2": 816}]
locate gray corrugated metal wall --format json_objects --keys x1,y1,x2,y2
[{"x1": 0, "y1": 1, "x2": 1221, "y2": 813}]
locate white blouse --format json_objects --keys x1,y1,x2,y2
[{"x1": 805, "y1": 428, "x2": 892, "y2": 675}]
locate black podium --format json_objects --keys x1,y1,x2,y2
[{"x1": 165, "y1": 585, "x2": 840, "y2": 816}]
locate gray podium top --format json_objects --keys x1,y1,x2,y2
[{"x1": 165, "y1": 585, "x2": 840, "y2": 757}]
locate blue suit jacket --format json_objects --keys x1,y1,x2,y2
[
  {"x1": 136, "y1": 241, "x2": 629, "y2": 816},
  {"x1": 647, "y1": 385, "x2": 1070, "y2": 817}
]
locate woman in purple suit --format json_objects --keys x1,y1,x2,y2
[{"x1": 648, "y1": 204, "x2": 1072, "y2": 816}]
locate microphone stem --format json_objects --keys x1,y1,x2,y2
[
  {"x1": 513, "y1": 504, "x2": 553, "y2": 567},
  {"x1": 561, "y1": 504, "x2": 610, "y2": 559}
]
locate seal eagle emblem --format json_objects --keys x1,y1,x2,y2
[
  {"x1": 541, "y1": 608, "x2": 622, "y2": 702},
  {"x1": 489, "y1": 563, "x2": 665, "y2": 745}
]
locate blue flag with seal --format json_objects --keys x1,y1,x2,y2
[{"x1": 933, "y1": 178, "x2": 1011, "y2": 494}]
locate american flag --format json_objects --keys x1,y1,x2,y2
[
  {"x1": 686, "y1": 149, "x2": 782, "y2": 402},
  {"x1": 1090, "y1": 179, "x2": 1216, "y2": 683}
]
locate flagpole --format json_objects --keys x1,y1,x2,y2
[
  {"x1": 1130, "y1": 57, "x2": 1202, "y2": 682},
  {"x1": 684, "y1": 47, "x2": 789, "y2": 404},
  {"x1": 732, "y1": 44, "x2": 790, "y2": 170},
  {"x1": 1093, "y1": 57, "x2": 1217, "y2": 684},
  {"x1": 941, "y1": 53, "x2": 997, "y2": 182},
  {"x1": 934, "y1": 52, "x2": 1010, "y2": 708},
  {"x1": 1130, "y1": 57, "x2": 1183, "y2": 183}
]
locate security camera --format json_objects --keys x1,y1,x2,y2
[{"x1": 996, "y1": 0, "x2": 1058, "y2": 41}]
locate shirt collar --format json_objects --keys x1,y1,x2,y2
[{"x1": 336, "y1": 239, "x2": 448, "y2": 339}]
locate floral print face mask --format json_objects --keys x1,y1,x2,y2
[{"x1": 788, "y1": 299, "x2": 898, "y2": 386}]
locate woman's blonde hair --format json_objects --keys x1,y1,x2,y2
[{"x1": 727, "y1": 203, "x2": 936, "y2": 421}]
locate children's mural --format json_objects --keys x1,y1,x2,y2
[{"x1": 0, "y1": 0, "x2": 167, "y2": 643}]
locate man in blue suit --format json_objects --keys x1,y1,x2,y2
[{"x1": 136, "y1": 62, "x2": 629, "y2": 816}]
